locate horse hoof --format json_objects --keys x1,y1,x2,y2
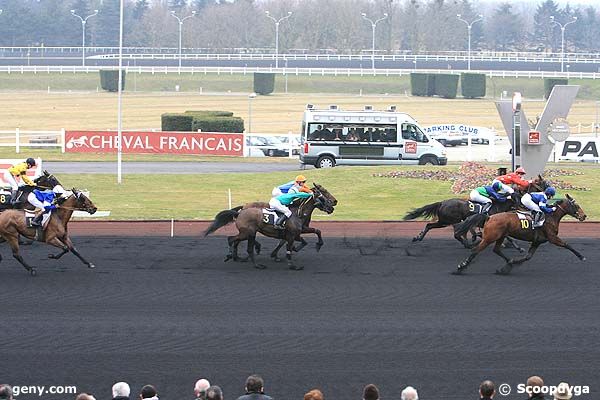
[
  {"x1": 272, "y1": 257, "x2": 282, "y2": 262},
  {"x1": 315, "y1": 244, "x2": 323, "y2": 252},
  {"x1": 289, "y1": 265, "x2": 304, "y2": 271},
  {"x1": 451, "y1": 269, "x2": 463, "y2": 275},
  {"x1": 48, "y1": 254, "x2": 56, "y2": 259},
  {"x1": 580, "y1": 256, "x2": 586, "y2": 261},
  {"x1": 30, "y1": 268, "x2": 37, "y2": 277},
  {"x1": 223, "y1": 255, "x2": 232, "y2": 262},
  {"x1": 412, "y1": 237, "x2": 419, "y2": 242},
  {"x1": 254, "y1": 264, "x2": 267, "y2": 270},
  {"x1": 88, "y1": 263, "x2": 96, "y2": 269}
]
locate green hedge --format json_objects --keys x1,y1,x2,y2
[
  {"x1": 161, "y1": 114, "x2": 194, "y2": 131},
  {"x1": 184, "y1": 110, "x2": 234, "y2": 117},
  {"x1": 434, "y1": 74, "x2": 459, "y2": 99},
  {"x1": 461, "y1": 73, "x2": 486, "y2": 98},
  {"x1": 192, "y1": 116, "x2": 245, "y2": 133},
  {"x1": 99, "y1": 70, "x2": 126, "y2": 92},
  {"x1": 544, "y1": 78, "x2": 568, "y2": 99},
  {"x1": 410, "y1": 73, "x2": 436, "y2": 96},
  {"x1": 254, "y1": 73, "x2": 275, "y2": 95}
]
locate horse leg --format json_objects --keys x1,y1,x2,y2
[
  {"x1": 301, "y1": 226, "x2": 324, "y2": 251},
  {"x1": 413, "y1": 221, "x2": 445, "y2": 242},
  {"x1": 6, "y1": 235, "x2": 36, "y2": 276},
  {"x1": 58, "y1": 236, "x2": 95, "y2": 269},
  {"x1": 547, "y1": 235, "x2": 586, "y2": 261},
  {"x1": 454, "y1": 226, "x2": 474, "y2": 249},
  {"x1": 247, "y1": 233, "x2": 265, "y2": 269},
  {"x1": 254, "y1": 239, "x2": 262, "y2": 255},
  {"x1": 293, "y1": 237, "x2": 308, "y2": 252},
  {"x1": 287, "y1": 237, "x2": 303, "y2": 271},
  {"x1": 503, "y1": 237, "x2": 525, "y2": 253},
  {"x1": 226, "y1": 235, "x2": 240, "y2": 262},
  {"x1": 502, "y1": 242, "x2": 541, "y2": 273},
  {"x1": 270, "y1": 239, "x2": 286, "y2": 261},
  {"x1": 454, "y1": 237, "x2": 494, "y2": 275}
]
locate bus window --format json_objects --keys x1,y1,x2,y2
[{"x1": 401, "y1": 124, "x2": 428, "y2": 143}]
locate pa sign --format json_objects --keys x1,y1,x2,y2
[{"x1": 556, "y1": 137, "x2": 599, "y2": 161}]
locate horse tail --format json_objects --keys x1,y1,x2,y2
[
  {"x1": 403, "y1": 201, "x2": 442, "y2": 221},
  {"x1": 204, "y1": 209, "x2": 240, "y2": 236},
  {"x1": 454, "y1": 213, "x2": 488, "y2": 238}
]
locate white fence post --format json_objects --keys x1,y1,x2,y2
[
  {"x1": 488, "y1": 130, "x2": 496, "y2": 162},
  {"x1": 288, "y1": 131, "x2": 294, "y2": 159},
  {"x1": 61, "y1": 128, "x2": 66, "y2": 153},
  {"x1": 243, "y1": 132, "x2": 248, "y2": 157},
  {"x1": 15, "y1": 128, "x2": 20, "y2": 154}
]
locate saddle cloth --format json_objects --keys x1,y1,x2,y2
[
  {"x1": 467, "y1": 201, "x2": 486, "y2": 215},
  {"x1": 261, "y1": 208, "x2": 280, "y2": 226},
  {"x1": 25, "y1": 210, "x2": 52, "y2": 229},
  {"x1": 515, "y1": 210, "x2": 535, "y2": 229}
]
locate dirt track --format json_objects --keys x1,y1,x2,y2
[{"x1": 1, "y1": 232, "x2": 599, "y2": 400}]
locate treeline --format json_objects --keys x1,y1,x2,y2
[{"x1": 0, "y1": 0, "x2": 599, "y2": 53}]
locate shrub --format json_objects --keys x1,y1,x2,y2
[
  {"x1": 254, "y1": 73, "x2": 275, "y2": 95},
  {"x1": 192, "y1": 116, "x2": 245, "y2": 133},
  {"x1": 99, "y1": 70, "x2": 126, "y2": 92},
  {"x1": 434, "y1": 74, "x2": 459, "y2": 99},
  {"x1": 161, "y1": 113, "x2": 194, "y2": 131},
  {"x1": 184, "y1": 110, "x2": 234, "y2": 117},
  {"x1": 461, "y1": 73, "x2": 486, "y2": 98},
  {"x1": 544, "y1": 78, "x2": 568, "y2": 99}
]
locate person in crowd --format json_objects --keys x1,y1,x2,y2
[
  {"x1": 112, "y1": 382, "x2": 131, "y2": 400},
  {"x1": 479, "y1": 380, "x2": 495, "y2": 399},
  {"x1": 525, "y1": 376, "x2": 545, "y2": 400},
  {"x1": 206, "y1": 386, "x2": 224, "y2": 400},
  {"x1": 362, "y1": 384, "x2": 379, "y2": 400},
  {"x1": 346, "y1": 128, "x2": 358, "y2": 141},
  {"x1": 139, "y1": 385, "x2": 158, "y2": 400},
  {"x1": 521, "y1": 187, "x2": 557, "y2": 228},
  {"x1": 4, "y1": 157, "x2": 36, "y2": 204},
  {"x1": 321, "y1": 126, "x2": 334, "y2": 140},
  {"x1": 0, "y1": 385, "x2": 13, "y2": 400},
  {"x1": 303, "y1": 389, "x2": 323, "y2": 400},
  {"x1": 469, "y1": 181, "x2": 511, "y2": 213},
  {"x1": 235, "y1": 374, "x2": 272, "y2": 400},
  {"x1": 400, "y1": 386, "x2": 418, "y2": 400},
  {"x1": 308, "y1": 125, "x2": 323, "y2": 141},
  {"x1": 372, "y1": 128, "x2": 382, "y2": 142},
  {"x1": 195, "y1": 379, "x2": 211, "y2": 400},
  {"x1": 75, "y1": 393, "x2": 96, "y2": 400},
  {"x1": 553, "y1": 382, "x2": 572, "y2": 400}
]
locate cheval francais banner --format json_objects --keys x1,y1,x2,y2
[{"x1": 65, "y1": 131, "x2": 244, "y2": 156}]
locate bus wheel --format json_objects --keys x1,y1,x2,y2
[
  {"x1": 316, "y1": 156, "x2": 335, "y2": 168},
  {"x1": 419, "y1": 156, "x2": 439, "y2": 165}
]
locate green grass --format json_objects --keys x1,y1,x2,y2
[{"x1": 64, "y1": 165, "x2": 600, "y2": 221}]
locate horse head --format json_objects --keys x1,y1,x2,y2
[
  {"x1": 34, "y1": 171, "x2": 61, "y2": 189},
  {"x1": 561, "y1": 193, "x2": 586, "y2": 222},
  {"x1": 312, "y1": 182, "x2": 338, "y2": 206},
  {"x1": 58, "y1": 188, "x2": 97, "y2": 215},
  {"x1": 311, "y1": 186, "x2": 335, "y2": 215}
]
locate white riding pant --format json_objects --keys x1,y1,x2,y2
[
  {"x1": 268, "y1": 198, "x2": 292, "y2": 217},
  {"x1": 469, "y1": 190, "x2": 492, "y2": 204},
  {"x1": 492, "y1": 179, "x2": 515, "y2": 194},
  {"x1": 3, "y1": 172, "x2": 19, "y2": 190},
  {"x1": 271, "y1": 187, "x2": 283, "y2": 197},
  {"x1": 521, "y1": 194, "x2": 541, "y2": 213},
  {"x1": 27, "y1": 192, "x2": 45, "y2": 209}
]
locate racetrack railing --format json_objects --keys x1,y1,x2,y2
[{"x1": 0, "y1": 129, "x2": 65, "y2": 153}]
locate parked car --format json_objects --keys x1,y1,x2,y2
[
  {"x1": 275, "y1": 135, "x2": 301, "y2": 155},
  {"x1": 246, "y1": 135, "x2": 290, "y2": 157}
]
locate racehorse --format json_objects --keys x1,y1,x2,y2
[
  {"x1": 204, "y1": 186, "x2": 335, "y2": 270},
  {"x1": 403, "y1": 175, "x2": 548, "y2": 248},
  {"x1": 233, "y1": 183, "x2": 338, "y2": 260},
  {"x1": 452, "y1": 194, "x2": 586, "y2": 275},
  {"x1": 0, "y1": 170, "x2": 62, "y2": 211},
  {"x1": 0, "y1": 188, "x2": 98, "y2": 276}
]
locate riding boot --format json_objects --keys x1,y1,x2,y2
[
  {"x1": 274, "y1": 214, "x2": 288, "y2": 230},
  {"x1": 482, "y1": 203, "x2": 492, "y2": 214},
  {"x1": 31, "y1": 210, "x2": 44, "y2": 227},
  {"x1": 9, "y1": 190, "x2": 19, "y2": 206},
  {"x1": 533, "y1": 211, "x2": 544, "y2": 228}
]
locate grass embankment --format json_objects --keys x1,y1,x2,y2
[{"x1": 63, "y1": 165, "x2": 600, "y2": 221}]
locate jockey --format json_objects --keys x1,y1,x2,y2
[
  {"x1": 268, "y1": 191, "x2": 312, "y2": 229},
  {"x1": 28, "y1": 185, "x2": 66, "y2": 227},
  {"x1": 271, "y1": 175, "x2": 312, "y2": 197},
  {"x1": 4, "y1": 158, "x2": 36, "y2": 204},
  {"x1": 493, "y1": 166, "x2": 531, "y2": 194},
  {"x1": 521, "y1": 187, "x2": 556, "y2": 228},
  {"x1": 469, "y1": 181, "x2": 510, "y2": 213}
]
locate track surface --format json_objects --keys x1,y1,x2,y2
[{"x1": 1, "y1": 235, "x2": 599, "y2": 400}]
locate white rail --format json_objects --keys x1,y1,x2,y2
[{"x1": 0, "y1": 129, "x2": 65, "y2": 153}]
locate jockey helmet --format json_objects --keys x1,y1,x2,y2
[
  {"x1": 515, "y1": 167, "x2": 526, "y2": 175},
  {"x1": 26, "y1": 157, "x2": 36, "y2": 166},
  {"x1": 544, "y1": 187, "x2": 556, "y2": 198},
  {"x1": 295, "y1": 175, "x2": 307, "y2": 183},
  {"x1": 492, "y1": 181, "x2": 502, "y2": 191}
]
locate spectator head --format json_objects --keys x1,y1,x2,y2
[
  {"x1": 206, "y1": 386, "x2": 223, "y2": 400},
  {"x1": 526, "y1": 376, "x2": 544, "y2": 398},
  {"x1": 140, "y1": 385, "x2": 158, "y2": 400},
  {"x1": 553, "y1": 382, "x2": 572, "y2": 400},
  {"x1": 0, "y1": 385, "x2": 13, "y2": 400},
  {"x1": 112, "y1": 382, "x2": 131, "y2": 399},
  {"x1": 362, "y1": 384, "x2": 379, "y2": 400},
  {"x1": 75, "y1": 394, "x2": 96, "y2": 400},
  {"x1": 401, "y1": 386, "x2": 419, "y2": 400},
  {"x1": 479, "y1": 381, "x2": 495, "y2": 398},
  {"x1": 245, "y1": 375, "x2": 264, "y2": 394},
  {"x1": 304, "y1": 389, "x2": 324, "y2": 400},
  {"x1": 195, "y1": 379, "x2": 211, "y2": 398}
]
